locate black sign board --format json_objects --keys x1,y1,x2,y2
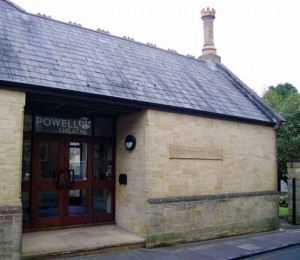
[{"x1": 35, "y1": 116, "x2": 92, "y2": 135}]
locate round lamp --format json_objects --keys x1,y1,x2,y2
[{"x1": 125, "y1": 135, "x2": 136, "y2": 150}]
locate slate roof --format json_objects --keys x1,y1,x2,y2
[{"x1": 0, "y1": 0, "x2": 282, "y2": 124}]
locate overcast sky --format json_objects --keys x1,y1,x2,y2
[{"x1": 12, "y1": 0, "x2": 300, "y2": 96}]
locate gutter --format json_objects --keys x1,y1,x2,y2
[{"x1": 0, "y1": 79, "x2": 276, "y2": 127}]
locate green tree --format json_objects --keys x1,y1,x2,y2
[{"x1": 263, "y1": 83, "x2": 300, "y2": 182}]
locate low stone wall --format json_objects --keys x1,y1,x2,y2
[
  {"x1": 0, "y1": 206, "x2": 22, "y2": 259},
  {"x1": 146, "y1": 191, "x2": 278, "y2": 247},
  {"x1": 287, "y1": 160, "x2": 300, "y2": 224}
]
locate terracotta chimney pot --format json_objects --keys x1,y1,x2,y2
[{"x1": 200, "y1": 7, "x2": 221, "y2": 63}]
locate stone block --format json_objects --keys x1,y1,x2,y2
[
  {"x1": 287, "y1": 161, "x2": 300, "y2": 168},
  {"x1": 145, "y1": 110, "x2": 276, "y2": 198},
  {"x1": 146, "y1": 193, "x2": 278, "y2": 246},
  {"x1": 114, "y1": 109, "x2": 277, "y2": 246},
  {"x1": 0, "y1": 90, "x2": 25, "y2": 207},
  {"x1": 0, "y1": 206, "x2": 21, "y2": 259},
  {"x1": 0, "y1": 89, "x2": 24, "y2": 259},
  {"x1": 115, "y1": 111, "x2": 148, "y2": 235}
]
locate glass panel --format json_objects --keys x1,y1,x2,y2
[
  {"x1": 39, "y1": 141, "x2": 59, "y2": 180},
  {"x1": 38, "y1": 190, "x2": 58, "y2": 217},
  {"x1": 69, "y1": 142, "x2": 88, "y2": 180},
  {"x1": 93, "y1": 189, "x2": 112, "y2": 214},
  {"x1": 93, "y1": 144, "x2": 112, "y2": 180},
  {"x1": 94, "y1": 117, "x2": 113, "y2": 137},
  {"x1": 68, "y1": 189, "x2": 87, "y2": 216},
  {"x1": 35, "y1": 115, "x2": 92, "y2": 136},
  {"x1": 22, "y1": 139, "x2": 31, "y2": 182},
  {"x1": 22, "y1": 191, "x2": 30, "y2": 221}
]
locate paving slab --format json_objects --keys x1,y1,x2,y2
[
  {"x1": 22, "y1": 225, "x2": 145, "y2": 259},
  {"x1": 63, "y1": 225, "x2": 300, "y2": 260}
]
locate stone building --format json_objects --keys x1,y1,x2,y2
[{"x1": 0, "y1": 0, "x2": 283, "y2": 258}]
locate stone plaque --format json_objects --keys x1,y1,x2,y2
[{"x1": 169, "y1": 145, "x2": 223, "y2": 160}]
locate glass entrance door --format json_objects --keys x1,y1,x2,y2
[
  {"x1": 64, "y1": 139, "x2": 90, "y2": 226},
  {"x1": 21, "y1": 113, "x2": 115, "y2": 230},
  {"x1": 32, "y1": 135, "x2": 92, "y2": 228}
]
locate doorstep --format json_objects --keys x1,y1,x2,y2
[{"x1": 22, "y1": 225, "x2": 145, "y2": 259}]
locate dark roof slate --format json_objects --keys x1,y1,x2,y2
[{"x1": 0, "y1": 0, "x2": 282, "y2": 124}]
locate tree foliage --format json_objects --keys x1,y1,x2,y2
[{"x1": 263, "y1": 83, "x2": 300, "y2": 181}]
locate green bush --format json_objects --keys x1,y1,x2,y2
[
  {"x1": 279, "y1": 194, "x2": 288, "y2": 207},
  {"x1": 279, "y1": 207, "x2": 288, "y2": 216}
]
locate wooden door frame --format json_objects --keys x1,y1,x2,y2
[
  {"x1": 31, "y1": 134, "x2": 64, "y2": 228},
  {"x1": 27, "y1": 132, "x2": 116, "y2": 230},
  {"x1": 63, "y1": 135, "x2": 92, "y2": 226},
  {"x1": 91, "y1": 137, "x2": 115, "y2": 223},
  {"x1": 30, "y1": 134, "x2": 93, "y2": 228}
]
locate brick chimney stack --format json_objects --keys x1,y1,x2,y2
[{"x1": 200, "y1": 7, "x2": 221, "y2": 63}]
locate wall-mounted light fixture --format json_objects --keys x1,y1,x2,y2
[{"x1": 125, "y1": 135, "x2": 136, "y2": 151}]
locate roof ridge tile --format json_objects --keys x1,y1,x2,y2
[
  {"x1": 6, "y1": 0, "x2": 199, "y2": 62},
  {"x1": 147, "y1": 42, "x2": 157, "y2": 47},
  {"x1": 167, "y1": 49, "x2": 177, "y2": 54},
  {"x1": 96, "y1": 28, "x2": 110, "y2": 35},
  {"x1": 37, "y1": 13, "x2": 52, "y2": 19},
  {"x1": 68, "y1": 21, "x2": 82, "y2": 27},
  {"x1": 123, "y1": 36, "x2": 135, "y2": 41}
]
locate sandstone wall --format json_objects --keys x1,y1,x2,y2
[
  {"x1": 115, "y1": 110, "x2": 148, "y2": 235},
  {"x1": 144, "y1": 110, "x2": 278, "y2": 246},
  {"x1": 115, "y1": 109, "x2": 278, "y2": 246},
  {"x1": 145, "y1": 110, "x2": 277, "y2": 198},
  {"x1": 0, "y1": 89, "x2": 25, "y2": 259},
  {"x1": 146, "y1": 192, "x2": 278, "y2": 246}
]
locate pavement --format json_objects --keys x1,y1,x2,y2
[
  {"x1": 22, "y1": 225, "x2": 145, "y2": 259},
  {"x1": 63, "y1": 220, "x2": 300, "y2": 259}
]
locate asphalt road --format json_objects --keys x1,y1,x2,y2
[{"x1": 245, "y1": 245, "x2": 300, "y2": 260}]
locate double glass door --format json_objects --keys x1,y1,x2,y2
[{"x1": 27, "y1": 135, "x2": 114, "y2": 229}]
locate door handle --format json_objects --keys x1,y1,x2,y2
[
  {"x1": 53, "y1": 168, "x2": 60, "y2": 181},
  {"x1": 65, "y1": 169, "x2": 75, "y2": 189},
  {"x1": 53, "y1": 168, "x2": 64, "y2": 189},
  {"x1": 69, "y1": 169, "x2": 75, "y2": 183}
]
